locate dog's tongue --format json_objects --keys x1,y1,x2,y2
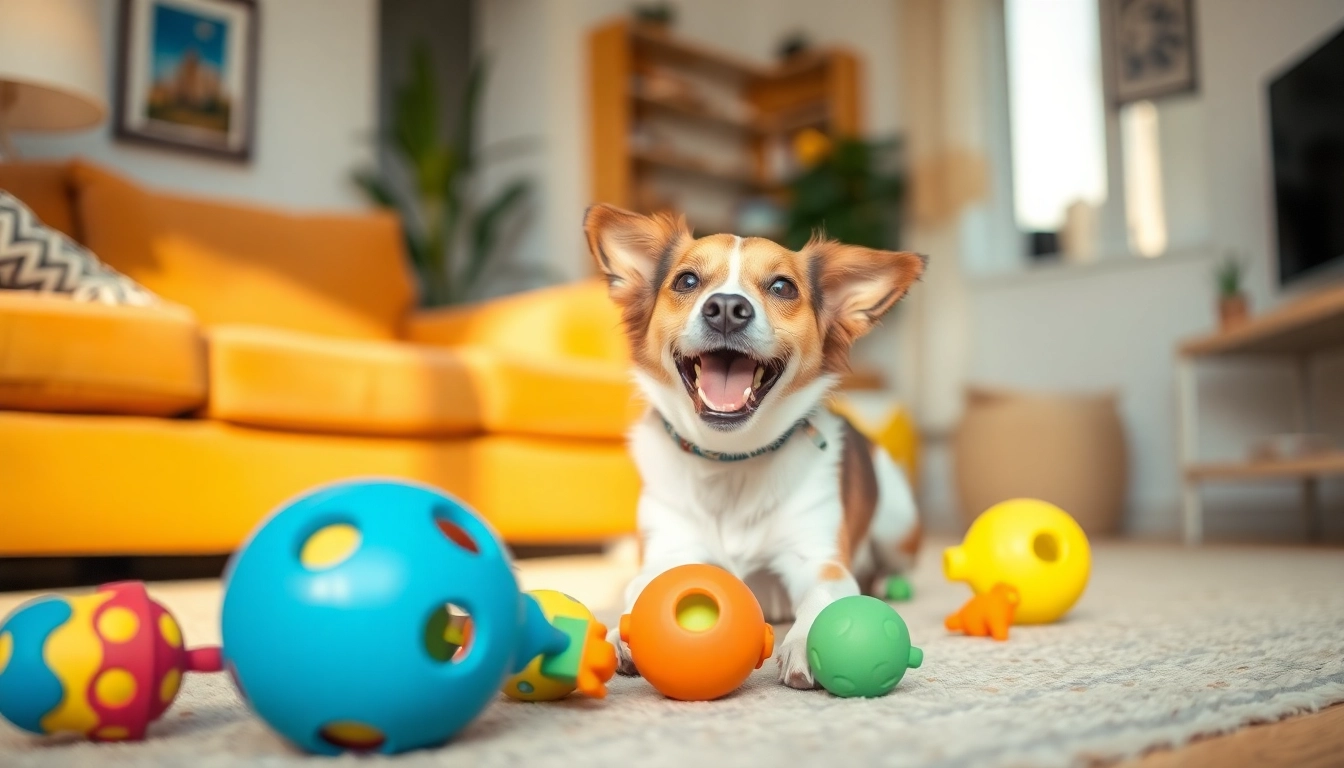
[{"x1": 699, "y1": 353, "x2": 756, "y2": 411}]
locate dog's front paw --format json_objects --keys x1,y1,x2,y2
[
  {"x1": 606, "y1": 625, "x2": 639, "y2": 676},
  {"x1": 775, "y1": 631, "x2": 817, "y2": 690}
]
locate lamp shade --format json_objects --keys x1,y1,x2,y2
[{"x1": 0, "y1": 0, "x2": 107, "y2": 132}]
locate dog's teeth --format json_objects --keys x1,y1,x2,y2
[
  {"x1": 753, "y1": 367, "x2": 764, "y2": 388},
  {"x1": 743, "y1": 387, "x2": 753, "y2": 402},
  {"x1": 695, "y1": 362, "x2": 701, "y2": 377},
  {"x1": 748, "y1": 389, "x2": 757, "y2": 403}
]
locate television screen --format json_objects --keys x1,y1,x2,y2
[{"x1": 1269, "y1": 25, "x2": 1344, "y2": 286}]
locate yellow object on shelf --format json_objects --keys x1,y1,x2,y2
[
  {"x1": 943, "y1": 499, "x2": 1091, "y2": 625},
  {"x1": 792, "y1": 128, "x2": 833, "y2": 169}
]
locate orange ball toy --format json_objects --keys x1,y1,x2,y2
[{"x1": 619, "y1": 564, "x2": 773, "y2": 701}]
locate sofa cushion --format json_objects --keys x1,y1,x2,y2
[
  {"x1": 0, "y1": 292, "x2": 206, "y2": 416},
  {"x1": 1, "y1": 191, "x2": 157, "y2": 305},
  {"x1": 468, "y1": 350, "x2": 642, "y2": 440},
  {"x1": 207, "y1": 325, "x2": 641, "y2": 439},
  {"x1": 0, "y1": 161, "x2": 77, "y2": 240},
  {"x1": 70, "y1": 161, "x2": 416, "y2": 340},
  {"x1": 207, "y1": 325, "x2": 480, "y2": 437},
  {"x1": 405, "y1": 278, "x2": 631, "y2": 363},
  {"x1": 0, "y1": 410, "x2": 639, "y2": 555}
]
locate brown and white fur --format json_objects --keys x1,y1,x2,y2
[{"x1": 584, "y1": 204, "x2": 926, "y2": 689}]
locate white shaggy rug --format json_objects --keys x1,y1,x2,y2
[{"x1": 2, "y1": 541, "x2": 1342, "y2": 767}]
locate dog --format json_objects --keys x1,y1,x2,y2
[{"x1": 584, "y1": 203, "x2": 926, "y2": 689}]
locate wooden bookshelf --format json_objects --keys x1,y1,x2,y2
[
  {"x1": 1185, "y1": 453, "x2": 1344, "y2": 480},
  {"x1": 628, "y1": 24, "x2": 769, "y2": 81},
  {"x1": 631, "y1": 148, "x2": 764, "y2": 190},
  {"x1": 1179, "y1": 283, "x2": 1344, "y2": 356},
  {"x1": 589, "y1": 20, "x2": 861, "y2": 222},
  {"x1": 632, "y1": 92, "x2": 763, "y2": 136},
  {"x1": 1175, "y1": 283, "x2": 1344, "y2": 544}
]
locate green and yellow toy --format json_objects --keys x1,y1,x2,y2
[
  {"x1": 944, "y1": 498, "x2": 1091, "y2": 625},
  {"x1": 501, "y1": 590, "x2": 616, "y2": 701}
]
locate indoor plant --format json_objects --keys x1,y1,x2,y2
[
  {"x1": 782, "y1": 134, "x2": 906, "y2": 252},
  {"x1": 353, "y1": 48, "x2": 530, "y2": 307},
  {"x1": 1215, "y1": 254, "x2": 1249, "y2": 330}
]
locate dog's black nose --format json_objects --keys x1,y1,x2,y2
[{"x1": 702, "y1": 293, "x2": 754, "y2": 335}]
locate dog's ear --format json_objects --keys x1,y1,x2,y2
[
  {"x1": 584, "y1": 203, "x2": 689, "y2": 309},
  {"x1": 809, "y1": 237, "x2": 926, "y2": 370}
]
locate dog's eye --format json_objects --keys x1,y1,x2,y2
[
  {"x1": 672, "y1": 272, "x2": 700, "y2": 292},
  {"x1": 768, "y1": 277, "x2": 799, "y2": 300}
]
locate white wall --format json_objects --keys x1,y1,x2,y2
[
  {"x1": 13, "y1": 0, "x2": 378, "y2": 211},
  {"x1": 473, "y1": 0, "x2": 904, "y2": 297},
  {"x1": 957, "y1": 0, "x2": 1344, "y2": 539}
]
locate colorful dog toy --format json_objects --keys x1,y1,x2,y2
[
  {"x1": 502, "y1": 589, "x2": 617, "y2": 701},
  {"x1": 883, "y1": 575, "x2": 914, "y2": 602},
  {"x1": 0, "y1": 581, "x2": 221, "y2": 741},
  {"x1": 945, "y1": 583, "x2": 1020, "y2": 641},
  {"x1": 620, "y1": 564, "x2": 773, "y2": 701},
  {"x1": 806, "y1": 595, "x2": 923, "y2": 698},
  {"x1": 221, "y1": 479, "x2": 614, "y2": 755},
  {"x1": 944, "y1": 498, "x2": 1091, "y2": 625}
]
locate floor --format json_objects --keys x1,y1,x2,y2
[
  {"x1": 1, "y1": 539, "x2": 1341, "y2": 767},
  {"x1": 520, "y1": 540, "x2": 1344, "y2": 768},
  {"x1": 1125, "y1": 702, "x2": 1344, "y2": 767}
]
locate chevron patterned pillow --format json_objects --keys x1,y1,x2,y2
[{"x1": 0, "y1": 190, "x2": 157, "y2": 306}]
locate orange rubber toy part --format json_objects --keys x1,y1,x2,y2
[
  {"x1": 576, "y1": 619, "x2": 618, "y2": 698},
  {"x1": 619, "y1": 564, "x2": 774, "y2": 701},
  {"x1": 945, "y1": 582, "x2": 1020, "y2": 641}
]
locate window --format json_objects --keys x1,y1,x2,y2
[
  {"x1": 1004, "y1": 0, "x2": 1109, "y2": 258},
  {"x1": 1000, "y1": 0, "x2": 1174, "y2": 266},
  {"x1": 1120, "y1": 100, "x2": 1168, "y2": 257}
]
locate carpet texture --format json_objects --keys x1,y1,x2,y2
[{"x1": 1, "y1": 542, "x2": 1342, "y2": 767}]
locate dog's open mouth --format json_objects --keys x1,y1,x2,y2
[{"x1": 675, "y1": 350, "x2": 786, "y2": 427}]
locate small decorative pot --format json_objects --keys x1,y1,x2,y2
[{"x1": 1218, "y1": 294, "x2": 1249, "y2": 330}]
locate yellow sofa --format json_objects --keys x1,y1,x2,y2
[{"x1": 0, "y1": 160, "x2": 642, "y2": 556}]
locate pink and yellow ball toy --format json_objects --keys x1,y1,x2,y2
[{"x1": 0, "y1": 581, "x2": 221, "y2": 741}]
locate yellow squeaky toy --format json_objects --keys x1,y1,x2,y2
[
  {"x1": 944, "y1": 499, "x2": 1091, "y2": 625},
  {"x1": 503, "y1": 590, "x2": 606, "y2": 701}
]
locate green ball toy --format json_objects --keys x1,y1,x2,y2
[{"x1": 806, "y1": 595, "x2": 923, "y2": 698}]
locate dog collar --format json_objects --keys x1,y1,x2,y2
[{"x1": 660, "y1": 414, "x2": 827, "y2": 462}]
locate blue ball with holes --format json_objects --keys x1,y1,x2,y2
[{"x1": 221, "y1": 479, "x2": 565, "y2": 755}]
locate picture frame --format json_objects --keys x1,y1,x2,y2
[
  {"x1": 1104, "y1": 0, "x2": 1198, "y2": 105},
  {"x1": 114, "y1": 0, "x2": 259, "y2": 162}
]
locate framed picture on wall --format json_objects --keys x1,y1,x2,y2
[
  {"x1": 1105, "y1": 0, "x2": 1198, "y2": 105},
  {"x1": 114, "y1": 0, "x2": 258, "y2": 162}
]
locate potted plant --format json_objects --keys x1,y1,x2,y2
[
  {"x1": 782, "y1": 134, "x2": 906, "y2": 251},
  {"x1": 352, "y1": 47, "x2": 533, "y2": 307},
  {"x1": 1215, "y1": 254, "x2": 1249, "y2": 330}
]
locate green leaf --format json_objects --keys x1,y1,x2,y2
[
  {"x1": 352, "y1": 168, "x2": 434, "y2": 272},
  {"x1": 393, "y1": 44, "x2": 441, "y2": 168},
  {"x1": 452, "y1": 58, "x2": 488, "y2": 182},
  {"x1": 351, "y1": 168, "x2": 398, "y2": 209},
  {"x1": 358, "y1": 48, "x2": 539, "y2": 307},
  {"x1": 462, "y1": 179, "x2": 529, "y2": 298}
]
